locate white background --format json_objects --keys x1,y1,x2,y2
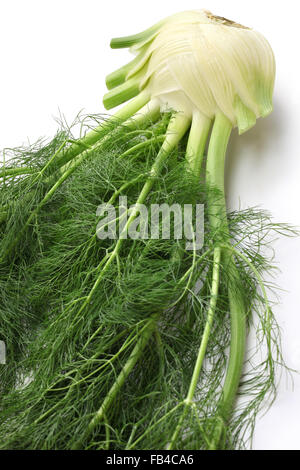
[{"x1": 1, "y1": 0, "x2": 300, "y2": 450}]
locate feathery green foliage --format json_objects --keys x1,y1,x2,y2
[{"x1": 0, "y1": 108, "x2": 295, "y2": 450}]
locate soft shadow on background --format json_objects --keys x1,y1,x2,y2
[{"x1": 225, "y1": 97, "x2": 286, "y2": 205}]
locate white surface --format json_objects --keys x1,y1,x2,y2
[{"x1": 1, "y1": 0, "x2": 300, "y2": 450}]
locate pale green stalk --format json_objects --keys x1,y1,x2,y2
[
  {"x1": 185, "y1": 110, "x2": 211, "y2": 177},
  {"x1": 109, "y1": 20, "x2": 163, "y2": 49},
  {"x1": 0, "y1": 167, "x2": 35, "y2": 178},
  {"x1": 165, "y1": 111, "x2": 213, "y2": 449},
  {"x1": 167, "y1": 246, "x2": 221, "y2": 449},
  {"x1": 205, "y1": 113, "x2": 247, "y2": 448},
  {"x1": 119, "y1": 135, "x2": 165, "y2": 160}
]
